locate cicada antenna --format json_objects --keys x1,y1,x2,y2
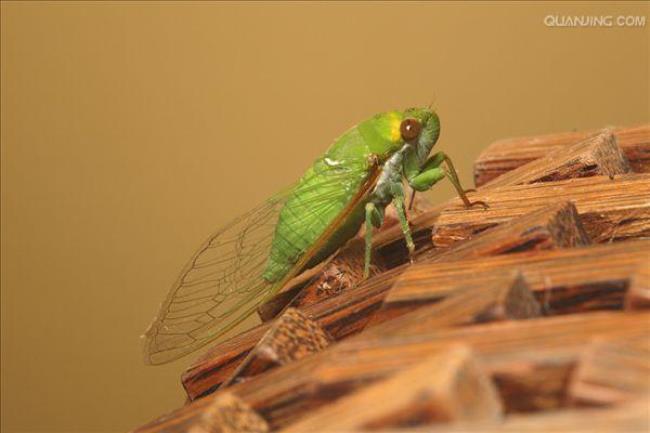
[{"x1": 428, "y1": 93, "x2": 437, "y2": 110}]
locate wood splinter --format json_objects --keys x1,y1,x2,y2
[{"x1": 221, "y1": 308, "x2": 331, "y2": 388}]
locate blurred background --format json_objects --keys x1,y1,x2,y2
[{"x1": 1, "y1": 2, "x2": 648, "y2": 432}]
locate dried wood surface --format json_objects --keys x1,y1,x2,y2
[
  {"x1": 280, "y1": 346, "x2": 502, "y2": 432},
  {"x1": 134, "y1": 124, "x2": 650, "y2": 433},
  {"x1": 568, "y1": 334, "x2": 650, "y2": 406},
  {"x1": 473, "y1": 124, "x2": 650, "y2": 186},
  {"x1": 432, "y1": 174, "x2": 650, "y2": 247},
  {"x1": 137, "y1": 312, "x2": 648, "y2": 432},
  {"x1": 625, "y1": 264, "x2": 650, "y2": 310},
  {"x1": 220, "y1": 308, "x2": 331, "y2": 388},
  {"x1": 481, "y1": 129, "x2": 630, "y2": 188},
  {"x1": 229, "y1": 313, "x2": 647, "y2": 429},
  {"x1": 384, "y1": 240, "x2": 649, "y2": 317},
  {"x1": 425, "y1": 201, "x2": 591, "y2": 262},
  {"x1": 368, "y1": 271, "x2": 541, "y2": 330}
]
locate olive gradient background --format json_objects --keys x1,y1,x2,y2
[{"x1": 1, "y1": 2, "x2": 648, "y2": 432}]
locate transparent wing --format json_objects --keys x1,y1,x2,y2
[{"x1": 143, "y1": 157, "x2": 370, "y2": 364}]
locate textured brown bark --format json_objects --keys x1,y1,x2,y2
[
  {"x1": 432, "y1": 174, "x2": 650, "y2": 247},
  {"x1": 481, "y1": 129, "x2": 630, "y2": 188},
  {"x1": 491, "y1": 359, "x2": 576, "y2": 413},
  {"x1": 429, "y1": 201, "x2": 590, "y2": 261},
  {"x1": 138, "y1": 312, "x2": 648, "y2": 433},
  {"x1": 473, "y1": 125, "x2": 649, "y2": 187},
  {"x1": 367, "y1": 271, "x2": 540, "y2": 330},
  {"x1": 221, "y1": 308, "x2": 331, "y2": 388},
  {"x1": 385, "y1": 240, "x2": 649, "y2": 317},
  {"x1": 234, "y1": 313, "x2": 646, "y2": 430}
]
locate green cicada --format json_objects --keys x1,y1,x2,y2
[{"x1": 143, "y1": 107, "x2": 485, "y2": 364}]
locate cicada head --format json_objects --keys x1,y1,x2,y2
[
  {"x1": 400, "y1": 107, "x2": 441, "y2": 163},
  {"x1": 358, "y1": 107, "x2": 440, "y2": 162}
]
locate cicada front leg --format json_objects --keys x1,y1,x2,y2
[{"x1": 406, "y1": 151, "x2": 488, "y2": 209}]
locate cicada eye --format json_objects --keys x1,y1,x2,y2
[{"x1": 400, "y1": 118, "x2": 422, "y2": 141}]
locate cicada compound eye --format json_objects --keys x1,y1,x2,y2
[{"x1": 400, "y1": 118, "x2": 422, "y2": 141}]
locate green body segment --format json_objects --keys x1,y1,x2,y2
[{"x1": 262, "y1": 111, "x2": 406, "y2": 283}]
